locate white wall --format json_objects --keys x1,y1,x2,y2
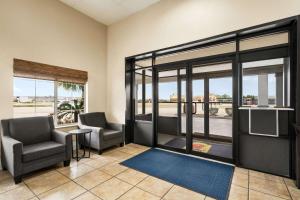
[
  {"x1": 1, "y1": 0, "x2": 300, "y2": 124},
  {"x1": 106, "y1": 0, "x2": 300, "y2": 123},
  {"x1": 0, "y1": 0, "x2": 107, "y2": 120}
]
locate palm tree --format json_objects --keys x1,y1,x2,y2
[
  {"x1": 58, "y1": 82, "x2": 84, "y2": 93},
  {"x1": 57, "y1": 82, "x2": 84, "y2": 124}
]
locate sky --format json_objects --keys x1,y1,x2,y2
[
  {"x1": 138, "y1": 75, "x2": 276, "y2": 100},
  {"x1": 15, "y1": 75, "x2": 276, "y2": 100},
  {"x1": 14, "y1": 77, "x2": 83, "y2": 97},
  {"x1": 157, "y1": 78, "x2": 232, "y2": 99}
]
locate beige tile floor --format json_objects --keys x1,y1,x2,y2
[{"x1": 0, "y1": 143, "x2": 300, "y2": 200}]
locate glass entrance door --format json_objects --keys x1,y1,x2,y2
[
  {"x1": 191, "y1": 62, "x2": 233, "y2": 159},
  {"x1": 157, "y1": 68, "x2": 187, "y2": 151},
  {"x1": 155, "y1": 62, "x2": 233, "y2": 160}
]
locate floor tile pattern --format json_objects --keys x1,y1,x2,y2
[{"x1": 0, "y1": 143, "x2": 299, "y2": 200}]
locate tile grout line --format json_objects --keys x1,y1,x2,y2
[
  {"x1": 114, "y1": 186, "x2": 136, "y2": 200},
  {"x1": 34, "y1": 179, "x2": 72, "y2": 197},
  {"x1": 124, "y1": 173, "x2": 174, "y2": 199},
  {"x1": 134, "y1": 177, "x2": 173, "y2": 198},
  {"x1": 1, "y1": 177, "x2": 62, "y2": 200},
  {"x1": 283, "y1": 178, "x2": 293, "y2": 200},
  {"x1": 86, "y1": 160, "x2": 140, "y2": 190},
  {"x1": 0, "y1": 152, "x2": 243, "y2": 200},
  {"x1": 248, "y1": 172, "x2": 291, "y2": 200},
  {"x1": 69, "y1": 191, "x2": 103, "y2": 200},
  {"x1": 248, "y1": 170, "x2": 250, "y2": 200},
  {"x1": 113, "y1": 171, "x2": 151, "y2": 200},
  {"x1": 160, "y1": 184, "x2": 175, "y2": 200},
  {"x1": 73, "y1": 148, "x2": 153, "y2": 200},
  {"x1": 47, "y1": 167, "x2": 91, "y2": 199},
  {"x1": 60, "y1": 173, "x2": 88, "y2": 200},
  {"x1": 56, "y1": 162, "x2": 98, "y2": 180},
  {"x1": 86, "y1": 176, "x2": 116, "y2": 192},
  {"x1": 249, "y1": 188, "x2": 291, "y2": 199},
  {"x1": 85, "y1": 168, "x2": 137, "y2": 200},
  {"x1": 114, "y1": 166, "x2": 157, "y2": 199},
  {"x1": 0, "y1": 146, "x2": 144, "y2": 200},
  {"x1": 97, "y1": 169, "x2": 127, "y2": 178},
  {"x1": 248, "y1": 170, "x2": 286, "y2": 183},
  {"x1": 0, "y1": 176, "x2": 39, "y2": 199},
  {"x1": 85, "y1": 162, "x2": 133, "y2": 191},
  {"x1": 3, "y1": 148, "x2": 197, "y2": 200},
  {"x1": 114, "y1": 169, "x2": 149, "y2": 187},
  {"x1": 1, "y1": 145, "x2": 222, "y2": 200},
  {"x1": 72, "y1": 167, "x2": 113, "y2": 187},
  {"x1": 0, "y1": 182, "x2": 22, "y2": 195},
  {"x1": 250, "y1": 176, "x2": 286, "y2": 184},
  {"x1": 23, "y1": 180, "x2": 40, "y2": 200}
]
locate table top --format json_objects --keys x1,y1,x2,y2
[{"x1": 68, "y1": 129, "x2": 92, "y2": 135}]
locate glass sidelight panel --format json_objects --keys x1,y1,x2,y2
[
  {"x1": 134, "y1": 68, "x2": 152, "y2": 121},
  {"x1": 135, "y1": 70, "x2": 143, "y2": 115},
  {"x1": 181, "y1": 71, "x2": 187, "y2": 135},
  {"x1": 209, "y1": 77, "x2": 232, "y2": 138},
  {"x1": 192, "y1": 78, "x2": 205, "y2": 135},
  {"x1": 145, "y1": 69, "x2": 153, "y2": 114},
  {"x1": 157, "y1": 68, "x2": 186, "y2": 150},
  {"x1": 158, "y1": 70, "x2": 178, "y2": 117}
]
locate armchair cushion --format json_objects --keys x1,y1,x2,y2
[
  {"x1": 103, "y1": 129, "x2": 122, "y2": 141},
  {"x1": 22, "y1": 141, "x2": 65, "y2": 162},
  {"x1": 81, "y1": 112, "x2": 107, "y2": 128},
  {"x1": 9, "y1": 117, "x2": 51, "y2": 145}
]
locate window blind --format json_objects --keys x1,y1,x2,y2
[{"x1": 13, "y1": 59, "x2": 88, "y2": 84}]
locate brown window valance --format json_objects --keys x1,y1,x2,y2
[{"x1": 13, "y1": 59, "x2": 88, "y2": 84}]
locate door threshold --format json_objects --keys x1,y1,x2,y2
[{"x1": 156, "y1": 147, "x2": 234, "y2": 167}]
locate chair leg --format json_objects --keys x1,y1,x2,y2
[
  {"x1": 1, "y1": 162, "x2": 7, "y2": 170},
  {"x1": 64, "y1": 160, "x2": 70, "y2": 167},
  {"x1": 120, "y1": 142, "x2": 124, "y2": 147},
  {"x1": 14, "y1": 176, "x2": 22, "y2": 184},
  {"x1": 98, "y1": 150, "x2": 103, "y2": 155}
]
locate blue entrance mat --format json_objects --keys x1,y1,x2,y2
[{"x1": 121, "y1": 148, "x2": 233, "y2": 200}]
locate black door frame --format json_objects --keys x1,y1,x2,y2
[
  {"x1": 154, "y1": 55, "x2": 236, "y2": 163},
  {"x1": 189, "y1": 60, "x2": 234, "y2": 143},
  {"x1": 188, "y1": 57, "x2": 236, "y2": 163},
  {"x1": 155, "y1": 64, "x2": 189, "y2": 155},
  {"x1": 125, "y1": 16, "x2": 299, "y2": 171}
]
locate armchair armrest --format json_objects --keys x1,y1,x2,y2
[
  {"x1": 107, "y1": 122, "x2": 124, "y2": 132},
  {"x1": 1, "y1": 136, "x2": 23, "y2": 176},
  {"x1": 51, "y1": 130, "x2": 72, "y2": 160},
  {"x1": 107, "y1": 122, "x2": 125, "y2": 143},
  {"x1": 52, "y1": 130, "x2": 71, "y2": 144},
  {"x1": 78, "y1": 125, "x2": 104, "y2": 148},
  {"x1": 78, "y1": 125, "x2": 103, "y2": 135}
]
